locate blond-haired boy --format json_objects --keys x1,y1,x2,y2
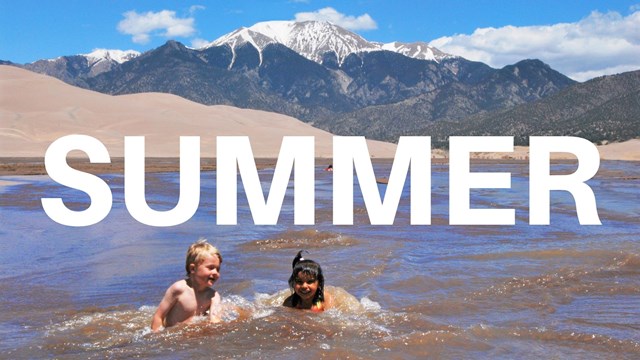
[{"x1": 151, "y1": 239, "x2": 223, "y2": 332}]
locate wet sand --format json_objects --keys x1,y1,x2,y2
[
  {"x1": 0, "y1": 157, "x2": 276, "y2": 176},
  {"x1": 0, "y1": 157, "x2": 451, "y2": 176},
  {"x1": 2, "y1": 156, "x2": 636, "y2": 177}
]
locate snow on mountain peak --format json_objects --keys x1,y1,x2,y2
[
  {"x1": 248, "y1": 21, "x2": 296, "y2": 44},
  {"x1": 380, "y1": 41, "x2": 452, "y2": 62},
  {"x1": 295, "y1": 21, "x2": 378, "y2": 63},
  {"x1": 84, "y1": 49, "x2": 140, "y2": 65},
  {"x1": 209, "y1": 27, "x2": 277, "y2": 51},
  {"x1": 206, "y1": 20, "x2": 452, "y2": 65}
]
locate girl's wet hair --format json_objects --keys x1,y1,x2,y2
[{"x1": 288, "y1": 250, "x2": 325, "y2": 306}]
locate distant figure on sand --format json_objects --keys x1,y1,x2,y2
[
  {"x1": 151, "y1": 239, "x2": 223, "y2": 331},
  {"x1": 283, "y1": 251, "x2": 333, "y2": 311}
]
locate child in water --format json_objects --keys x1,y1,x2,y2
[
  {"x1": 151, "y1": 239, "x2": 223, "y2": 332},
  {"x1": 283, "y1": 251, "x2": 333, "y2": 311}
]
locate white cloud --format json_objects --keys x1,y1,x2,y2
[
  {"x1": 191, "y1": 38, "x2": 210, "y2": 48},
  {"x1": 430, "y1": 10, "x2": 640, "y2": 81},
  {"x1": 189, "y1": 5, "x2": 206, "y2": 15},
  {"x1": 117, "y1": 10, "x2": 197, "y2": 44},
  {"x1": 294, "y1": 7, "x2": 377, "y2": 31}
]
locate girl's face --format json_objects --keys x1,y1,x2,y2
[{"x1": 293, "y1": 271, "x2": 319, "y2": 303}]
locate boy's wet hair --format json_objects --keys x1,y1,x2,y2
[
  {"x1": 288, "y1": 250, "x2": 325, "y2": 306},
  {"x1": 185, "y1": 238, "x2": 222, "y2": 276}
]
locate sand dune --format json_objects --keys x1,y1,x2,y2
[
  {"x1": 0, "y1": 66, "x2": 397, "y2": 158},
  {"x1": 596, "y1": 139, "x2": 640, "y2": 161}
]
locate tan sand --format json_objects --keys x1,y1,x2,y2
[
  {"x1": 597, "y1": 139, "x2": 640, "y2": 161},
  {"x1": 467, "y1": 141, "x2": 639, "y2": 161},
  {"x1": 0, "y1": 65, "x2": 397, "y2": 158}
]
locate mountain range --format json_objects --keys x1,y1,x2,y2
[
  {"x1": 422, "y1": 69, "x2": 640, "y2": 147},
  {"x1": 4, "y1": 20, "x2": 638, "y2": 146}
]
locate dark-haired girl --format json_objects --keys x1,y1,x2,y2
[{"x1": 283, "y1": 251, "x2": 333, "y2": 311}]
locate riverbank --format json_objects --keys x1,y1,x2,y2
[{"x1": 3, "y1": 138, "x2": 638, "y2": 176}]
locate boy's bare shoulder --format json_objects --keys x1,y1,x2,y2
[
  {"x1": 166, "y1": 279, "x2": 217, "y2": 299},
  {"x1": 167, "y1": 279, "x2": 190, "y2": 294}
]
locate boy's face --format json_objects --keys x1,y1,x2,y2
[
  {"x1": 293, "y1": 272, "x2": 319, "y2": 302},
  {"x1": 191, "y1": 254, "x2": 221, "y2": 288}
]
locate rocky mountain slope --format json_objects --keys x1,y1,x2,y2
[{"x1": 420, "y1": 70, "x2": 640, "y2": 147}]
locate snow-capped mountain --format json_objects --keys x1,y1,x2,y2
[
  {"x1": 45, "y1": 49, "x2": 140, "y2": 67},
  {"x1": 380, "y1": 41, "x2": 450, "y2": 61},
  {"x1": 81, "y1": 49, "x2": 141, "y2": 75},
  {"x1": 24, "y1": 49, "x2": 141, "y2": 83},
  {"x1": 206, "y1": 27, "x2": 278, "y2": 66},
  {"x1": 84, "y1": 49, "x2": 140, "y2": 65},
  {"x1": 206, "y1": 20, "x2": 451, "y2": 65}
]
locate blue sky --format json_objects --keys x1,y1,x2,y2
[{"x1": 1, "y1": 0, "x2": 639, "y2": 81}]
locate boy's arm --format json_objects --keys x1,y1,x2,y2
[
  {"x1": 209, "y1": 291, "x2": 222, "y2": 323},
  {"x1": 151, "y1": 284, "x2": 180, "y2": 332}
]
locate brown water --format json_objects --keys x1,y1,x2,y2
[{"x1": 0, "y1": 161, "x2": 638, "y2": 359}]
